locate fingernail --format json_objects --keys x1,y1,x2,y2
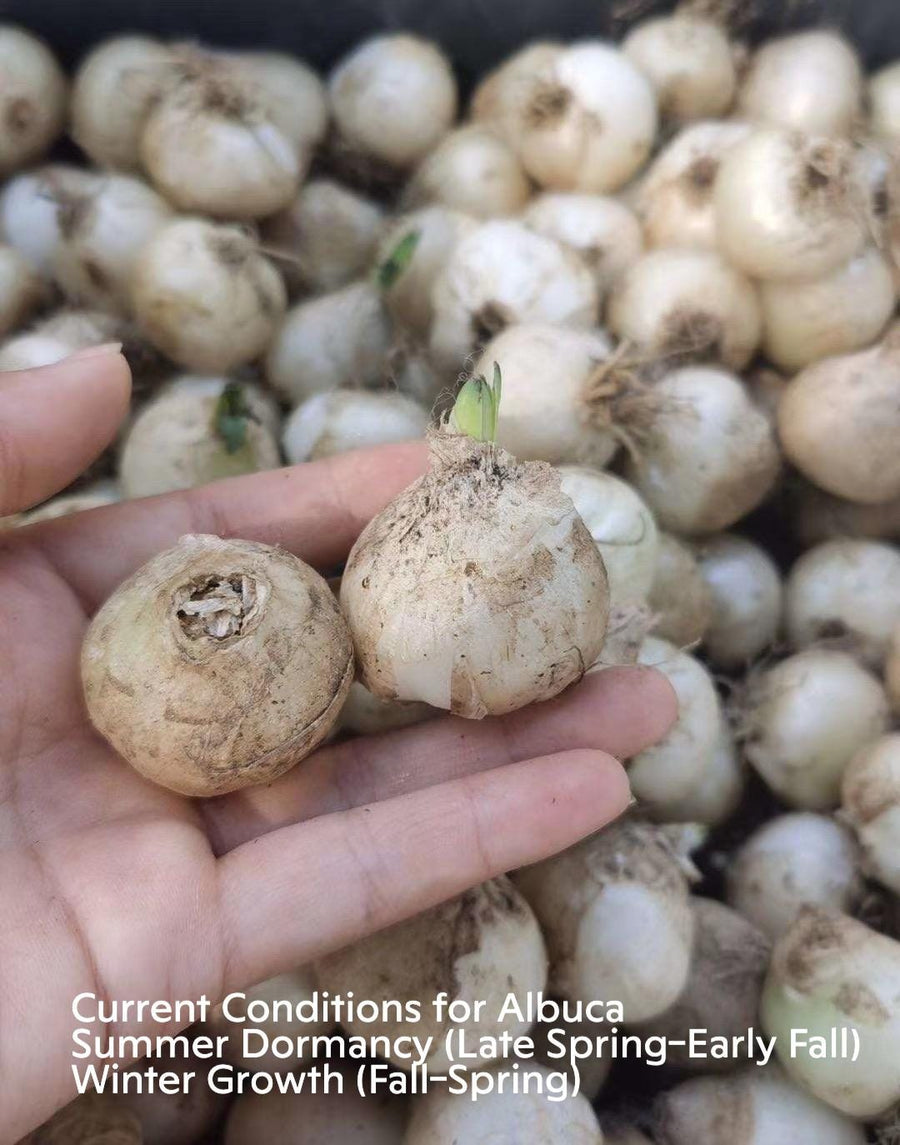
[{"x1": 67, "y1": 342, "x2": 124, "y2": 361}]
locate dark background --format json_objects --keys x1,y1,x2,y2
[{"x1": 9, "y1": 0, "x2": 900, "y2": 81}]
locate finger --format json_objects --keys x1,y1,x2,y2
[
  {"x1": 0, "y1": 348, "x2": 131, "y2": 516},
  {"x1": 24, "y1": 442, "x2": 426, "y2": 612},
  {"x1": 203, "y1": 666, "x2": 676, "y2": 854},
  {"x1": 217, "y1": 748, "x2": 630, "y2": 986}
]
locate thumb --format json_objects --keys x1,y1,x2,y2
[{"x1": 0, "y1": 345, "x2": 132, "y2": 516}]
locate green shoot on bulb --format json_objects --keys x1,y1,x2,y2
[
  {"x1": 451, "y1": 363, "x2": 503, "y2": 443},
  {"x1": 214, "y1": 382, "x2": 255, "y2": 454},
  {"x1": 377, "y1": 229, "x2": 422, "y2": 291}
]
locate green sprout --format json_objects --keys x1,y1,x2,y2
[
  {"x1": 451, "y1": 363, "x2": 503, "y2": 443},
  {"x1": 214, "y1": 382, "x2": 255, "y2": 454},
  {"x1": 376, "y1": 229, "x2": 421, "y2": 291}
]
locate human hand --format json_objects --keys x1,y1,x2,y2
[{"x1": 0, "y1": 349, "x2": 676, "y2": 1142}]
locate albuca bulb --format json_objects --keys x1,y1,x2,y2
[
  {"x1": 225, "y1": 1087, "x2": 407, "y2": 1145},
  {"x1": 759, "y1": 247, "x2": 895, "y2": 372},
  {"x1": 341, "y1": 430, "x2": 609, "y2": 718},
  {"x1": 0, "y1": 307, "x2": 123, "y2": 372},
  {"x1": 130, "y1": 219, "x2": 286, "y2": 372},
  {"x1": 522, "y1": 192, "x2": 644, "y2": 297},
  {"x1": 139, "y1": 65, "x2": 304, "y2": 219},
  {"x1": 329, "y1": 34, "x2": 458, "y2": 170},
  {"x1": 499, "y1": 41, "x2": 658, "y2": 193},
  {"x1": 472, "y1": 324, "x2": 617, "y2": 466},
  {"x1": 281, "y1": 389, "x2": 428, "y2": 464},
  {"x1": 81, "y1": 534, "x2": 353, "y2": 796},
  {"x1": 0, "y1": 243, "x2": 47, "y2": 337},
  {"x1": 607, "y1": 248, "x2": 761, "y2": 371},
  {"x1": 628, "y1": 636, "x2": 722, "y2": 814},
  {"x1": 653, "y1": 714, "x2": 745, "y2": 828},
  {"x1": 261, "y1": 179, "x2": 385, "y2": 295},
  {"x1": 514, "y1": 818, "x2": 696, "y2": 1024},
  {"x1": 869, "y1": 61, "x2": 900, "y2": 141},
  {"x1": 405, "y1": 1063, "x2": 602, "y2": 1145},
  {"x1": 377, "y1": 206, "x2": 476, "y2": 341},
  {"x1": 429, "y1": 220, "x2": 598, "y2": 377},
  {"x1": 0, "y1": 164, "x2": 96, "y2": 276},
  {"x1": 737, "y1": 31, "x2": 862, "y2": 136},
  {"x1": 70, "y1": 36, "x2": 179, "y2": 169},
  {"x1": 738, "y1": 649, "x2": 889, "y2": 810},
  {"x1": 0, "y1": 26, "x2": 67, "y2": 175},
  {"x1": 785, "y1": 538, "x2": 900, "y2": 668},
  {"x1": 124, "y1": 1057, "x2": 226, "y2": 1145},
  {"x1": 726, "y1": 812, "x2": 862, "y2": 942},
  {"x1": 623, "y1": 367, "x2": 780, "y2": 536},
  {"x1": 622, "y1": 15, "x2": 737, "y2": 122},
  {"x1": 655, "y1": 1067, "x2": 867, "y2": 1145},
  {"x1": 647, "y1": 532, "x2": 713, "y2": 647},
  {"x1": 841, "y1": 734, "x2": 900, "y2": 896},
  {"x1": 21, "y1": 1093, "x2": 142, "y2": 1145},
  {"x1": 531, "y1": 1017, "x2": 612, "y2": 1101},
  {"x1": 52, "y1": 173, "x2": 174, "y2": 314},
  {"x1": 633, "y1": 120, "x2": 751, "y2": 251},
  {"x1": 714, "y1": 128, "x2": 868, "y2": 281},
  {"x1": 230, "y1": 49, "x2": 328, "y2": 154},
  {"x1": 265, "y1": 280, "x2": 392, "y2": 404},
  {"x1": 471, "y1": 42, "x2": 563, "y2": 131},
  {"x1": 762, "y1": 909, "x2": 900, "y2": 1119},
  {"x1": 778, "y1": 331, "x2": 900, "y2": 505},
  {"x1": 558, "y1": 467, "x2": 658, "y2": 608},
  {"x1": 695, "y1": 533, "x2": 783, "y2": 670},
  {"x1": 316, "y1": 878, "x2": 547, "y2": 1071},
  {"x1": 119, "y1": 379, "x2": 282, "y2": 498},
  {"x1": 634, "y1": 899, "x2": 770, "y2": 1072},
  {"x1": 405, "y1": 124, "x2": 531, "y2": 219}
]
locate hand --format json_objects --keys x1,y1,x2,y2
[{"x1": 0, "y1": 349, "x2": 676, "y2": 1141}]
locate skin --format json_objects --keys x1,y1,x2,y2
[{"x1": 0, "y1": 348, "x2": 676, "y2": 1143}]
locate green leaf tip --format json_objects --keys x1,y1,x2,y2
[
  {"x1": 377, "y1": 229, "x2": 421, "y2": 291},
  {"x1": 451, "y1": 363, "x2": 503, "y2": 443},
  {"x1": 215, "y1": 381, "x2": 253, "y2": 454}
]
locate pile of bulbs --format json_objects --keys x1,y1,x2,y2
[{"x1": 10, "y1": 10, "x2": 900, "y2": 1144}]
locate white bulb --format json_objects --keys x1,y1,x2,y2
[
  {"x1": 282, "y1": 390, "x2": 428, "y2": 463},
  {"x1": 559, "y1": 466, "x2": 658, "y2": 608},
  {"x1": 696, "y1": 533, "x2": 783, "y2": 670},
  {"x1": 715, "y1": 127, "x2": 867, "y2": 282},
  {"x1": 623, "y1": 15, "x2": 737, "y2": 122},
  {"x1": 471, "y1": 323, "x2": 617, "y2": 467},
  {"x1": 738, "y1": 30, "x2": 862, "y2": 136},
  {"x1": 430, "y1": 220, "x2": 598, "y2": 377},
  {"x1": 523, "y1": 192, "x2": 644, "y2": 296},
  {"x1": 607, "y1": 248, "x2": 761, "y2": 371},
  {"x1": 265, "y1": 281, "x2": 392, "y2": 405},
  {"x1": 405, "y1": 124, "x2": 531, "y2": 219},
  {"x1": 760, "y1": 247, "x2": 895, "y2": 372},
  {"x1": 0, "y1": 26, "x2": 67, "y2": 174},
  {"x1": 634, "y1": 119, "x2": 750, "y2": 251},
  {"x1": 131, "y1": 219, "x2": 286, "y2": 373},
  {"x1": 500, "y1": 41, "x2": 658, "y2": 193},
  {"x1": 329, "y1": 34, "x2": 458, "y2": 169}
]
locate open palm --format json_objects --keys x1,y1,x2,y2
[{"x1": 0, "y1": 350, "x2": 675, "y2": 1142}]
